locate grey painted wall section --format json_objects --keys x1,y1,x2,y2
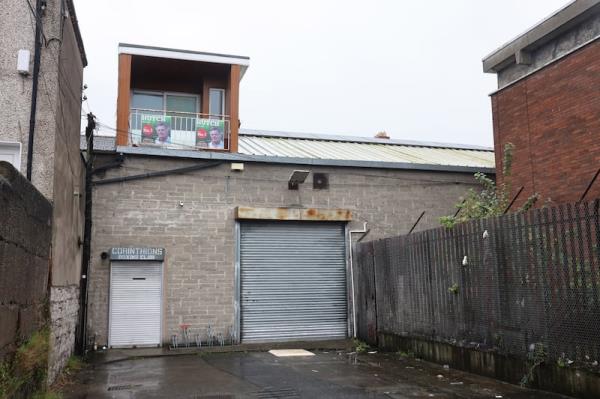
[
  {"x1": 489, "y1": 11, "x2": 600, "y2": 89},
  {"x1": 87, "y1": 155, "x2": 484, "y2": 346},
  {"x1": 497, "y1": 13, "x2": 600, "y2": 88}
]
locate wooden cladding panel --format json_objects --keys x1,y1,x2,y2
[
  {"x1": 116, "y1": 54, "x2": 132, "y2": 146},
  {"x1": 229, "y1": 65, "x2": 240, "y2": 153}
]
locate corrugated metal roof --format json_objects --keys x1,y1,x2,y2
[
  {"x1": 81, "y1": 130, "x2": 495, "y2": 170},
  {"x1": 238, "y1": 130, "x2": 495, "y2": 169}
]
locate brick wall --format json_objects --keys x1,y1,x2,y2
[
  {"x1": 87, "y1": 155, "x2": 484, "y2": 346},
  {"x1": 0, "y1": 162, "x2": 52, "y2": 360},
  {"x1": 491, "y1": 39, "x2": 600, "y2": 207}
]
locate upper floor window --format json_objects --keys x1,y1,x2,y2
[
  {"x1": 209, "y1": 88, "x2": 225, "y2": 118},
  {"x1": 131, "y1": 91, "x2": 200, "y2": 115}
]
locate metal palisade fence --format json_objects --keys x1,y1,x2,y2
[{"x1": 353, "y1": 199, "x2": 600, "y2": 364}]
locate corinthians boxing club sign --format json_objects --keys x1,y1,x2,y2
[{"x1": 109, "y1": 247, "x2": 165, "y2": 261}]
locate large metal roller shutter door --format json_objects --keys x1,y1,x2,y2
[
  {"x1": 240, "y1": 222, "x2": 347, "y2": 342},
  {"x1": 109, "y1": 262, "x2": 162, "y2": 347}
]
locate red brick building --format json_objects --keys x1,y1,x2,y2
[{"x1": 483, "y1": 0, "x2": 600, "y2": 207}]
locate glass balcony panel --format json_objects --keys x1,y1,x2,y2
[{"x1": 130, "y1": 108, "x2": 230, "y2": 151}]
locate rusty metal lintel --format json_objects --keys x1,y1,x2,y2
[{"x1": 235, "y1": 206, "x2": 352, "y2": 222}]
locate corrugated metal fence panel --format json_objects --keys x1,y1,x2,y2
[
  {"x1": 353, "y1": 200, "x2": 600, "y2": 363},
  {"x1": 240, "y1": 222, "x2": 347, "y2": 342},
  {"x1": 109, "y1": 262, "x2": 162, "y2": 347},
  {"x1": 353, "y1": 241, "x2": 377, "y2": 345}
]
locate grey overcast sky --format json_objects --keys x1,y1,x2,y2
[{"x1": 75, "y1": 0, "x2": 569, "y2": 147}]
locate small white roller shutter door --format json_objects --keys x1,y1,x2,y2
[
  {"x1": 109, "y1": 261, "x2": 162, "y2": 347},
  {"x1": 240, "y1": 221, "x2": 347, "y2": 342}
]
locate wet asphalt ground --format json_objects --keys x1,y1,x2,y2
[{"x1": 62, "y1": 350, "x2": 572, "y2": 399}]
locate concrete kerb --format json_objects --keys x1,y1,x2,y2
[{"x1": 87, "y1": 339, "x2": 355, "y2": 365}]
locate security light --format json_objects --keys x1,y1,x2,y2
[{"x1": 288, "y1": 170, "x2": 310, "y2": 190}]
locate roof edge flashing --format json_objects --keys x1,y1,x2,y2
[
  {"x1": 115, "y1": 146, "x2": 496, "y2": 174},
  {"x1": 118, "y1": 43, "x2": 250, "y2": 73}
]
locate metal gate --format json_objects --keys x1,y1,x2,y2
[
  {"x1": 239, "y1": 221, "x2": 347, "y2": 342},
  {"x1": 109, "y1": 261, "x2": 162, "y2": 347}
]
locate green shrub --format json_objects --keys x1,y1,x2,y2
[
  {"x1": 440, "y1": 143, "x2": 539, "y2": 227},
  {"x1": 0, "y1": 328, "x2": 50, "y2": 398},
  {"x1": 353, "y1": 339, "x2": 370, "y2": 354}
]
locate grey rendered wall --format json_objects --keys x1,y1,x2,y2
[
  {"x1": 49, "y1": 2, "x2": 85, "y2": 287},
  {"x1": 0, "y1": 162, "x2": 52, "y2": 361},
  {"x1": 0, "y1": 0, "x2": 69, "y2": 199},
  {"x1": 87, "y1": 156, "x2": 482, "y2": 346},
  {"x1": 47, "y1": 13, "x2": 85, "y2": 383}
]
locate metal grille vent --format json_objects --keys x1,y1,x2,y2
[
  {"x1": 253, "y1": 387, "x2": 300, "y2": 398},
  {"x1": 313, "y1": 173, "x2": 329, "y2": 189},
  {"x1": 107, "y1": 384, "x2": 143, "y2": 391}
]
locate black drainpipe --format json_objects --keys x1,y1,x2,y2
[
  {"x1": 26, "y1": 0, "x2": 43, "y2": 181},
  {"x1": 76, "y1": 113, "x2": 95, "y2": 354}
]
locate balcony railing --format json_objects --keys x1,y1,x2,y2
[{"x1": 129, "y1": 108, "x2": 230, "y2": 151}]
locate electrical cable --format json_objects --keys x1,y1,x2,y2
[{"x1": 24, "y1": 0, "x2": 90, "y2": 111}]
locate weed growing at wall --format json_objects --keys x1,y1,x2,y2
[
  {"x1": 353, "y1": 339, "x2": 370, "y2": 354},
  {"x1": 520, "y1": 342, "x2": 547, "y2": 387},
  {"x1": 440, "y1": 143, "x2": 539, "y2": 227},
  {"x1": 447, "y1": 283, "x2": 459, "y2": 295},
  {"x1": 51, "y1": 354, "x2": 85, "y2": 392},
  {"x1": 0, "y1": 328, "x2": 49, "y2": 398}
]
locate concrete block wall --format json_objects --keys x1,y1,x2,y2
[
  {"x1": 0, "y1": 162, "x2": 52, "y2": 360},
  {"x1": 492, "y1": 39, "x2": 600, "y2": 207},
  {"x1": 87, "y1": 155, "x2": 482, "y2": 346}
]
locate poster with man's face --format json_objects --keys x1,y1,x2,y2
[
  {"x1": 196, "y1": 119, "x2": 225, "y2": 149},
  {"x1": 140, "y1": 114, "x2": 172, "y2": 144}
]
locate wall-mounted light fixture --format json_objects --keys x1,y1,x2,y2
[
  {"x1": 231, "y1": 162, "x2": 244, "y2": 172},
  {"x1": 288, "y1": 170, "x2": 310, "y2": 190}
]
